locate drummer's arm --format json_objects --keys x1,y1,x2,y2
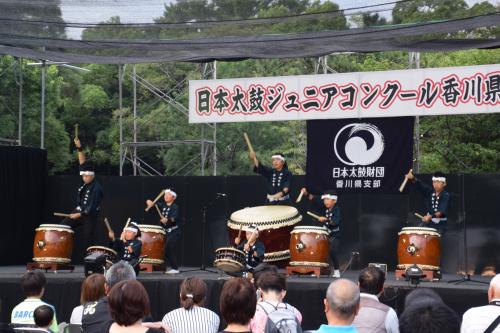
[
  {"x1": 130, "y1": 241, "x2": 142, "y2": 258},
  {"x1": 74, "y1": 138, "x2": 85, "y2": 165},
  {"x1": 329, "y1": 207, "x2": 341, "y2": 228},
  {"x1": 254, "y1": 242, "x2": 265, "y2": 260}
]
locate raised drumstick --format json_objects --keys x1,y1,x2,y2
[
  {"x1": 296, "y1": 189, "x2": 305, "y2": 203},
  {"x1": 243, "y1": 132, "x2": 255, "y2": 155},
  {"x1": 145, "y1": 190, "x2": 165, "y2": 212},
  {"x1": 307, "y1": 211, "x2": 322, "y2": 220},
  {"x1": 53, "y1": 212, "x2": 71, "y2": 218},
  {"x1": 154, "y1": 204, "x2": 163, "y2": 218},
  {"x1": 74, "y1": 123, "x2": 79, "y2": 139},
  {"x1": 237, "y1": 223, "x2": 243, "y2": 239},
  {"x1": 414, "y1": 212, "x2": 425, "y2": 220},
  {"x1": 104, "y1": 217, "x2": 112, "y2": 233},
  {"x1": 124, "y1": 217, "x2": 131, "y2": 229},
  {"x1": 399, "y1": 169, "x2": 412, "y2": 192}
]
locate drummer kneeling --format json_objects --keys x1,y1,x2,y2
[
  {"x1": 234, "y1": 224, "x2": 266, "y2": 274},
  {"x1": 108, "y1": 222, "x2": 142, "y2": 274}
]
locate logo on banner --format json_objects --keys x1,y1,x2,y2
[{"x1": 333, "y1": 123, "x2": 385, "y2": 166}]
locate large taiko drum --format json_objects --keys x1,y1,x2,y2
[
  {"x1": 214, "y1": 247, "x2": 246, "y2": 273},
  {"x1": 289, "y1": 226, "x2": 329, "y2": 268},
  {"x1": 86, "y1": 246, "x2": 117, "y2": 268},
  {"x1": 397, "y1": 227, "x2": 441, "y2": 271},
  {"x1": 33, "y1": 224, "x2": 74, "y2": 264},
  {"x1": 227, "y1": 206, "x2": 302, "y2": 267},
  {"x1": 139, "y1": 225, "x2": 166, "y2": 265}
]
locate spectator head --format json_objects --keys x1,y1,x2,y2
[
  {"x1": 179, "y1": 277, "x2": 207, "y2": 310},
  {"x1": 324, "y1": 279, "x2": 360, "y2": 325},
  {"x1": 488, "y1": 274, "x2": 500, "y2": 302},
  {"x1": 399, "y1": 299, "x2": 460, "y2": 333},
  {"x1": 404, "y1": 288, "x2": 443, "y2": 308},
  {"x1": 220, "y1": 277, "x2": 256, "y2": 327},
  {"x1": 80, "y1": 273, "x2": 106, "y2": 305},
  {"x1": 358, "y1": 266, "x2": 385, "y2": 296},
  {"x1": 21, "y1": 271, "x2": 46, "y2": 298},
  {"x1": 108, "y1": 280, "x2": 150, "y2": 326},
  {"x1": 253, "y1": 263, "x2": 279, "y2": 288},
  {"x1": 257, "y1": 271, "x2": 287, "y2": 301},
  {"x1": 34, "y1": 305, "x2": 54, "y2": 329},
  {"x1": 105, "y1": 261, "x2": 136, "y2": 293}
]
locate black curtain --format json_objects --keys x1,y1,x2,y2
[{"x1": 0, "y1": 146, "x2": 47, "y2": 265}]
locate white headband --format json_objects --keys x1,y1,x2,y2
[
  {"x1": 124, "y1": 227, "x2": 138, "y2": 233},
  {"x1": 432, "y1": 177, "x2": 446, "y2": 183},
  {"x1": 271, "y1": 155, "x2": 285, "y2": 161},
  {"x1": 321, "y1": 194, "x2": 338, "y2": 200},
  {"x1": 185, "y1": 294, "x2": 193, "y2": 298},
  {"x1": 80, "y1": 171, "x2": 95, "y2": 176},
  {"x1": 164, "y1": 189, "x2": 177, "y2": 198}
]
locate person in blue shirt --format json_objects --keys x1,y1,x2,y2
[
  {"x1": 249, "y1": 151, "x2": 292, "y2": 205},
  {"x1": 405, "y1": 170, "x2": 450, "y2": 236},
  {"x1": 146, "y1": 188, "x2": 181, "y2": 274},
  {"x1": 301, "y1": 188, "x2": 342, "y2": 278},
  {"x1": 316, "y1": 279, "x2": 360, "y2": 333}
]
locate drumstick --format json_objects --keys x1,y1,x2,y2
[
  {"x1": 307, "y1": 211, "x2": 322, "y2": 220},
  {"x1": 399, "y1": 169, "x2": 412, "y2": 192},
  {"x1": 237, "y1": 223, "x2": 243, "y2": 239},
  {"x1": 414, "y1": 212, "x2": 425, "y2": 220},
  {"x1": 296, "y1": 190, "x2": 304, "y2": 203},
  {"x1": 53, "y1": 212, "x2": 71, "y2": 218},
  {"x1": 124, "y1": 217, "x2": 131, "y2": 229},
  {"x1": 154, "y1": 204, "x2": 163, "y2": 218},
  {"x1": 243, "y1": 132, "x2": 255, "y2": 155},
  {"x1": 145, "y1": 190, "x2": 165, "y2": 212},
  {"x1": 74, "y1": 123, "x2": 79, "y2": 139},
  {"x1": 103, "y1": 217, "x2": 112, "y2": 233}
]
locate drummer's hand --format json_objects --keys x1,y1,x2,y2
[
  {"x1": 405, "y1": 169, "x2": 415, "y2": 181},
  {"x1": 318, "y1": 217, "x2": 328, "y2": 223},
  {"x1": 69, "y1": 213, "x2": 81, "y2": 219},
  {"x1": 74, "y1": 137, "x2": 81, "y2": 148},
  {"x1": 160, "y1": 217, "x2": 168, "y2": 225},
  {"x1": 423, "y1": 214, "x2": 432, "y2": 223},
  {"x1": 253, "y1": 251, "x2": 258, "y2": 257},
  {"x1": 127, "y1": 245, "x2": 133, "y2": 253},
  {"x1": 275, "y1": 191, "x2": 283, "y2": 199},
  {"x1": 300, "y1": 187, "x2": 308, "y2": 196},
  {"x1": 146, "y1": 200, "x2": 154, "y2": 208},
  {"x1": 120, "y1": 231, "x2": 125, "y2": 241},
  {"x1": 244, "y1": 243, "x2": 251, "y2": 252},
  {"x1": 234, "y1": 237, "x2": 241, "y2": 245},
  {"x1": 108, "y1": 231, "x2": 115, "y2": 240}
]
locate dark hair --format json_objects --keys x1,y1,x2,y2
[
  {"x1": 21, "y1": 271, "x2": 46, "y2": 297},
  {"x1": 80, "y1": 273, "x2": 106, "y2": 305},
  {"x1": 180, "y1": 277, "x2": 207, "y2": 310},
  {"x1": 253, "y1": 263, "x2": 279, "y2": 288},
  {"x1": 404, "y1": 288, "x2": 443, "y2": 308},
  {"x1": 399, "y1": 300, "x2": 460, "y2": 333},
  {"x1": 220, "y1": 278, "x2": 256, "y2": 326},
  {"x1": 358, "y1": 267, "x2": 385, "y2": 295},
  {"x1": 34, "y1": 305, "x2": 53, "y2": 328},
  {"x1": 433, "y1": 171, "x2": 446, "y2": 178},
  {"x1": 108, "y1": 280, "x2": 150, "y2": 326},
  {"x1": 257, "y1": 272, "x2": 286, "y2": 293}
]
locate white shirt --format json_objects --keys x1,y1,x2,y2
[
  {"x1": 361, "y1": 293, "x2": 399, "y2": 333},
  {"x1": 162, "y1": 306, "x2": 220, "y2": 333},
  {"x1": 461, "y1": 299, "x2": 500, "y2": 333},
  {"x1": 70, "y1": 305, "x2": 84, "y2": 325},
  {"x1": 11, "y1": 298, "x2": 59, "y2": 333}
]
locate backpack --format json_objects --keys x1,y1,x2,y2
[{"x1": 258, "y1": 301, "x2": 303, "y2": 333}]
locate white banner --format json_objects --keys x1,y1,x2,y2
[{"x1": 189, "y1": 64, "x2": 500, "y2": 123}]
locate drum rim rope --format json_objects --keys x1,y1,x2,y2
[
  {"x1": 290, "y1": 226, "x2": 329, "y2": 235},
  {"x1": 35, "y1": 225, "x2": 74, "y2": 233},
  {"x1": 397, "y1": 263, "x2": 440, "y2": 271},
  {"x1": 215, "y1": 247, "x2": 246, "y2": 255},
  {"x1": 398, "y1": 229, "x2": 441, "y2": 237},
  {"x1": 289, "y1": 260, "x2": 329, "y2": 267},
  {"x1": 263, "y1": 250, "x2": 290, "y2": 262},
  {"x1": 138, "y1": 225, "x2": 166, "y2": 234},
  {"x1": 86, "y1": 246, "x2": 117, "y2": 256},
  {"x1": 33, "y1": 257, "x2": 71, "y2": 263}
]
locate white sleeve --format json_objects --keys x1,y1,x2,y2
[
  {"x1": 385, "y1": 308, "x2": 399, "y2": 333},
  {"x1": 70, "y1": 305, "x2": 83, "y2": 325}
]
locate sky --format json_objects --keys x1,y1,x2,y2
[{"x1": 60, "y1": 0, "x2": 497, "y2": 39}]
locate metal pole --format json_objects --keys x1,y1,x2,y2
[
  {"x1": 18, "y1": 58, "x2": 23, "y2": 146},
  {"x1": 410, "y1": 52, "x2": 421, "y2": 173},
  {"x1": 133, "y1": 65, "x2": 137, "y2": 176},
  {"x1": 213, "y1": 61, "x2": 217, "y2": 176},
  {"x1": 40, "y1": 60, "x2": 46, "y2": 149},
  {"x1": 119, "y1": 65, "x2": 124, "y2": 176}
]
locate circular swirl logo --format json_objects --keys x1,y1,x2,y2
[{"x1": 333, "y1": 123, "x2": 385, "y2": 166}]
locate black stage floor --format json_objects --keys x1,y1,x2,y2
[{"x1": 0, "y1": 266, "x2": 492, "y2": 330}]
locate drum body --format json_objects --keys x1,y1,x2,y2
[
  {"x1": 86, "y1": 246, "x2": 117, "y2": 268},
  {"x1": 33, "y1": 224, "x2": 74, "y2": 264},
  {"x1": 397, "y1": 227, "x2": 441, "y2": 270},
  {"x1": 138, "y1": 225, "x2": 166, "y2": 265},
  {"x1": 227, "y1": 206, "x2": 301, "y2": 267},
  {"x1": 289, "y1": 226, "x2": 329, "y2": 267},
  {"x1": 214, "y1": 247, "x2": 246, "y2": 273}
]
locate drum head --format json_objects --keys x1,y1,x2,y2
[
  {"x1": 228, "y1": 205, "x2": 301, "y2": 230},
  {"x1": 291, "y1": 226, "x2": 329, "y2": 235},
  {"x1": 86, "y1": 246, "x2": 117, "y2": 256},
  {"x1": 138, "y1": 224, "x2": 166, "y2": 234},
  {"x1": 214, "y1": 259, "x2": 244, "y2": 273},
  {"x1": 36, "y1": 224, "x2": 74, "y2": 233}
]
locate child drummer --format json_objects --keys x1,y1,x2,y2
[
  {"x1": 108, "y1": 221, "x2": 142, "y2": 274},
  {"x1": 234, "y1": 224, "x2": 265, "y2": 274}
]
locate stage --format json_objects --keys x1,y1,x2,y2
[{"x1": 0, "y1": 266, "x2": 491, "y2": 330}]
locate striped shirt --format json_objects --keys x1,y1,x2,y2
[{"x1": 162, "y1": 306, "x2": 220, "y2": 333}]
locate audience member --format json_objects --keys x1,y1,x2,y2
[
  {"x1": 404, "y1": 288, "x2": 443, "y2": 308},
  {"x1": 352, "y1": 267, "x2": 398, "y2": 333},
  {"x1": 33, "y1": 305, "x2": 54, "y2": 332},
  {"x1": 461, "y1": 274, "x2": 500, "y2": 333},
  {"x1": 10, "y1": 271, "x2": 59, "y2": 332},
  {"x1": 316, "y1": 279, "x2": 360, "y2": 333},
  {"x1": 399, "y1": 299, "x2": 460, "y2": 333},
  {"x1": 218, "y1": 277, "x2": 256, "y2": 333},
  {"x1": 70, "y1": 273, "x2": 106, "y2": 325}
]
